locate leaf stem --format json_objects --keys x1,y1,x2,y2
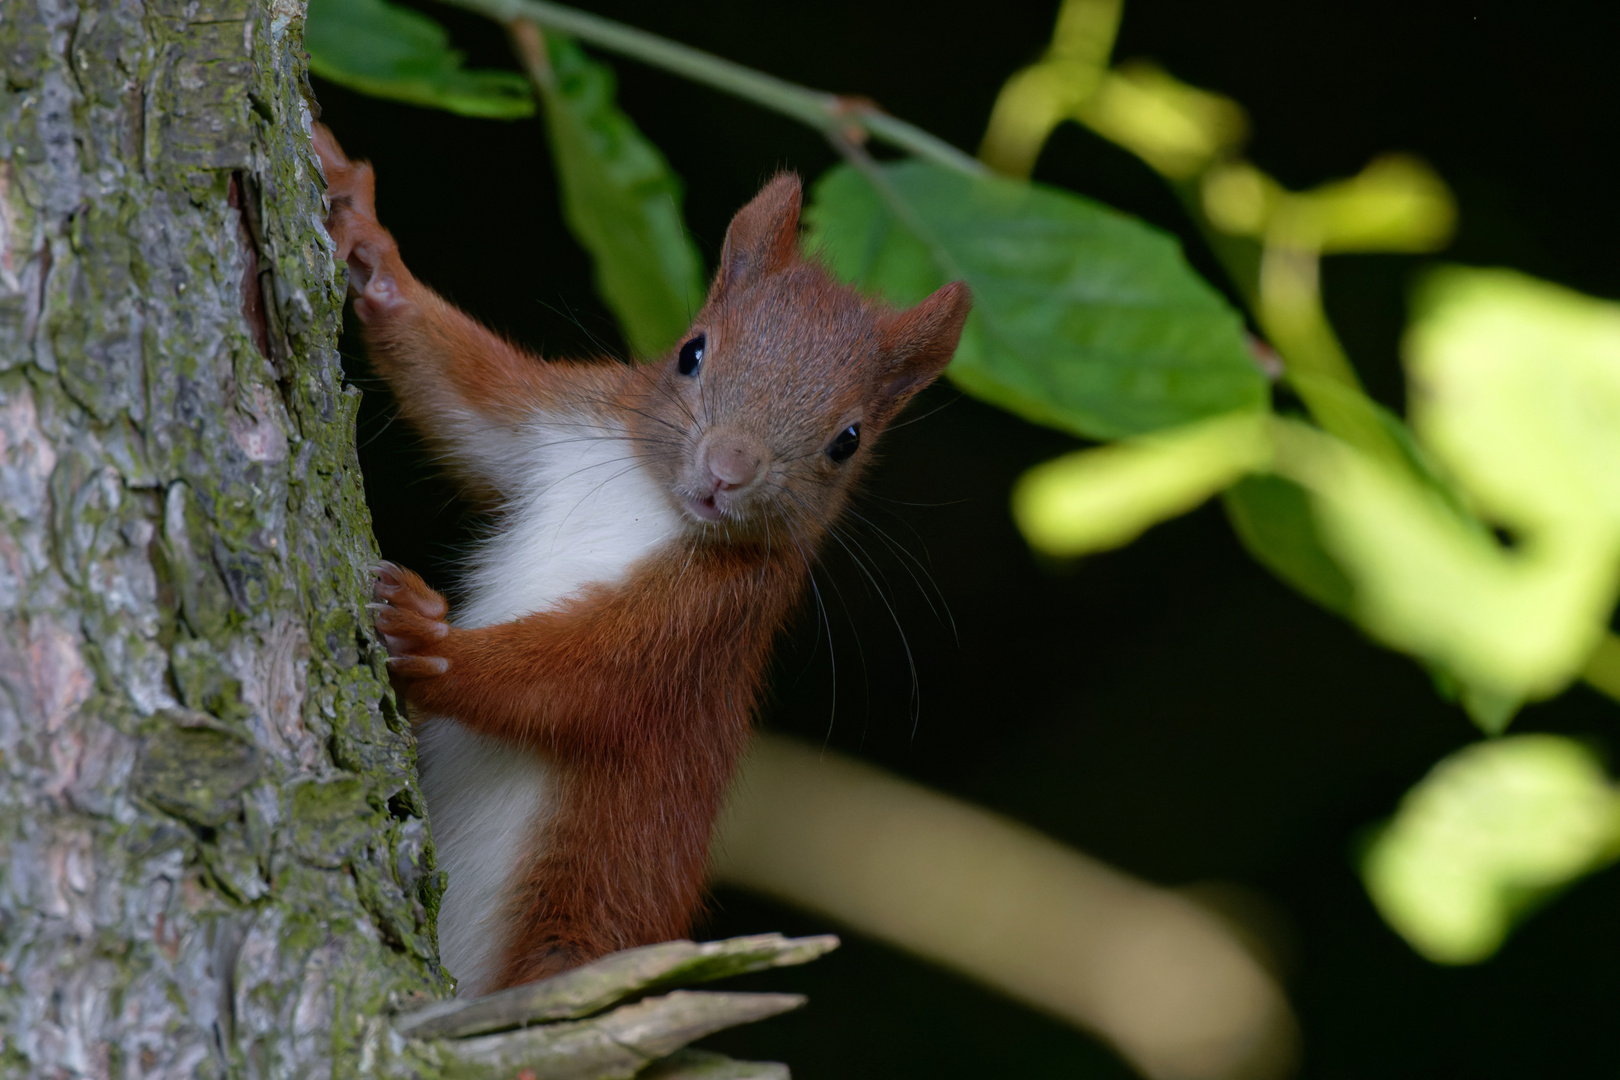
[{"x1": 435, "y1": 0, "x2": 985, "y2": 174}]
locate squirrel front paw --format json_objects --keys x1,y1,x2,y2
[
  {"x1": 310, "y1": 123, "x2": 407, "y2": 319},
  {"x1": 311, "y1": 123, "x2": 377, "y2": 261},
  {"x1": 372, "y1": 561, "x2": 452, "y2": 679}
]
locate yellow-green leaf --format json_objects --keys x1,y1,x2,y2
[
  {"x1": 1076, "y1": 62, "x2": 1248, "y2": 180},
  {"x1": 1272, "y1": 156, "x2": 1454, "y2": 253},
  {"x1": 1407, "y1": 268, "x2": 1620, "y2": 535},
  {"x1": 1264, "y1": 269, "x2": 1620, "y2": 706},
  {"x1": 1361, "y1": 735, "x2": 1620, "y2": 964},
  {"x1": 1273, "y1": 420, "x2": 1618, "y2": 703},
  {"x1": 1014, "y1": 411, "x2": 1270, "y2": 557}
]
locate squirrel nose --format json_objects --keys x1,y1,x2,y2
[{"x1": 702, "y1": 435, "x2": 766, "y2": 491}]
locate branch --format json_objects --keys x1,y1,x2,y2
[
  {"x1": 396, "y1": 933, "x2": 837, "y2": 1039},
  {"x1": 437, "y1": 0, "x2": 985, "y2": 174},
  {"x1": 386, "y1": 934, "x2": 836, "y2": 1079},
  {"x1": 426, "y1": 991, "x2": 804, "y2": 1079}
]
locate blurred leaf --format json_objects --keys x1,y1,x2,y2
[
  {"x1": 1273, "y1": 419, "x2": 1615, "y2": 708},
  {"x1": 1458, "y1": 685, "x2": 1522, "y2": 736},
  {"x1": 305, "y1": 0, "x2": 534, "y2": 119},
  {"x1": 1407, "y1": 268, "x2": 1620, "y2": 537},
  {"x1": 1361, "y1": 735, "x2": 1620, "y2": 964},
  {"x1": 1225, "y1": 466, "x2": 1518, "y2": 729},
  {"x1": 805, "y1": 161, "x2": 1267, "y2": 440},
  {"x1": 532, "y1": 34, "x2": 706, "y2": 358},
  {"x1": 1201, "y1": 161, "x2": 1283, "y2": 238},
  {"x1": 1076, "y1": 62, "x2": 1248, "y2": 180},
  {"x1": 1583, "y1": 633, "x2": 1620, "y2": 703},
  {"x1": 1276, "y1": 155, "x2": 1455, "y2": 254},
  {"x1": 1014, "y1": 411, "x2": 1270, "y2": 557},
  {"x1": 1259, "y1": 269, "x2": 1620, "y2": 708},
  {"x1": 977, "y1": 0, "x2": 1123, "y2": 177},
  {"x1": 1222, "y1": 474, "x2": 1352, "y2": 614},
  {"x1": 1209, "y1": 156, "x2": 1455, "y2": 253}
]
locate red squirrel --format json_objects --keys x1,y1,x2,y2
[{"x1": 312, "y1": 123, "x2": 970, "y2": 996}]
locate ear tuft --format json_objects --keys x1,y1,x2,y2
[
  {"x1": 877, "y1": 280, "x2": 973, "y2": 414},
  {"x1": 712, "y1": 173, "x2": 803, "y2": 297}
]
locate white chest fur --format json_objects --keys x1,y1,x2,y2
[{"x1": 416, "y1": 414, "x2": 684, "y2": 996}]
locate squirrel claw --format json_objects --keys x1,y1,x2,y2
[
  {"x1": 312, "y1": 122, "x2": 402, "y2": 311},
  {"x1": 370, "y1": 560, "x2": 453, "y2": 679},
  {"x1": 372, "y1": 562, "x2": 449, "y2": 620},
  {"x1": 387, "y1": 654, "x2": 450, "y2": 678}
]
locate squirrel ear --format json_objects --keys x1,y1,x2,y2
[
  {"x1": 876, "y1": 280, "x2": 973, "y2": 414},
  {"x1": 712, "y1": 173, "x2": 803, "y2": 297}
]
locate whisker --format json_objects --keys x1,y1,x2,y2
[
  {"x1": 842, "y1": 505, "x2": 956, "y2": 643},
  {"x1": 781, "y1": 490, "x2": 874, "y2": 743},
  {"x1": 821, "y1": 515, "x2": 919, "y2": 740},
  {"x1": 534, "y1": 294, "x2": 622, "y2": 360},
  {"x1": 782, "y1": 516, "x2": 840, "y2": 747},
  {"x1": 885, "y1": 390, "x2": 963, "y2": 431},
  {"x1": 548, "y1": 458, "x2": 673, "y2": 541},
  {"x1": 356, "y1": 400, "x2": 406, "y2": 451}
]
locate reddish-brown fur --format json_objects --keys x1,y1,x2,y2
[{"x1": 314, "y1": 122, "x2": 970, "y2": 989}]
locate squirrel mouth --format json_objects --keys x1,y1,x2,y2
[{"x1": 683, "y1": 494, "x2": 724, "y2": 521}]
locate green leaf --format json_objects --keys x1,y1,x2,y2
[
  {"x1": 535, "y1": 36, "x2": 706, "y2": 358},
  {"x1": 1013, "y1": 410, "x2": 1270, "y2": 557},
  {"x1": 1361, "y1": 735, "x2": 1620, "y2": 964},
  {"x1": 804, "y1": 161, "x2": 1267, "y2": 440},
  {"x1": 305, "y1": 0, "x2": 534, "y2": 120},
  {"x1": 1222, "y1": 474, "x2": 1353, "y2": 614}
]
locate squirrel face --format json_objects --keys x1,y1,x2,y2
[
  {"x1": 626, "y1": 174, "x2": 972, "y2": 545},
  {"x1": 639, "y1": 265, "x2": 890, "y2": 538}
]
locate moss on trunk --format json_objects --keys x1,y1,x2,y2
[{"x1": 0, "y1": 0, "x2": 449, "y2": 1072}]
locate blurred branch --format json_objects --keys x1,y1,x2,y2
[
  {"x1": 979, "y1": 0, "x2": 1123, "y2": 175},
  {"x1": 714, "y1": 734, "x2": 1299, "y2": 1080},
  {"x1": 438, "y1": 0, "x2": 985, "y2": 173}
]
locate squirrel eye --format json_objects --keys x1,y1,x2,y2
[
  {"x1": 677, "y1": 334, "x2": 705, "y2": 376},
  {"x1": 826, "y1": 423, "x2": 861, "y2": 464}
]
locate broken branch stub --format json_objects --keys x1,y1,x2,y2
[{"x1": 397, "y1": 932, "x2": 838, "y2": 1040}]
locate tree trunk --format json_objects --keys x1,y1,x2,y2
[{"x1": 0, "y1": 0, "x2": 449, "y2": 1072}]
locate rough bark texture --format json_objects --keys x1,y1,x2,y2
[{"x1": 0, "y1": 0, "x2": 450, "y2": 1073}]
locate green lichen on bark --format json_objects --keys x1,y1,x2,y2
[{"x1": 0, "y1": 0, "x2": 448, "y2": 1073}]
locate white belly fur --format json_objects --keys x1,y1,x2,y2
[{"x1": 416, "y1": 414, "x2": 683, "y2": 996}]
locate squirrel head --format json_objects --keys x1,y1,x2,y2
[{"x1": 630, "y1": 173, "x2": 972, "y2": 543}]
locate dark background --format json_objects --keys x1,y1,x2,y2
[{"x1": 312, "y1": 2, "x2": 1620, "y2": 1076}]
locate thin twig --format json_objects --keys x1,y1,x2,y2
[{"x1": 435, "y1": 0, "x2": 985, "y2": 175}]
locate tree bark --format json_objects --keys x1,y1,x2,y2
[{"x1": 0, "y1": 0, "x2": 449, "y2": 1072}]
